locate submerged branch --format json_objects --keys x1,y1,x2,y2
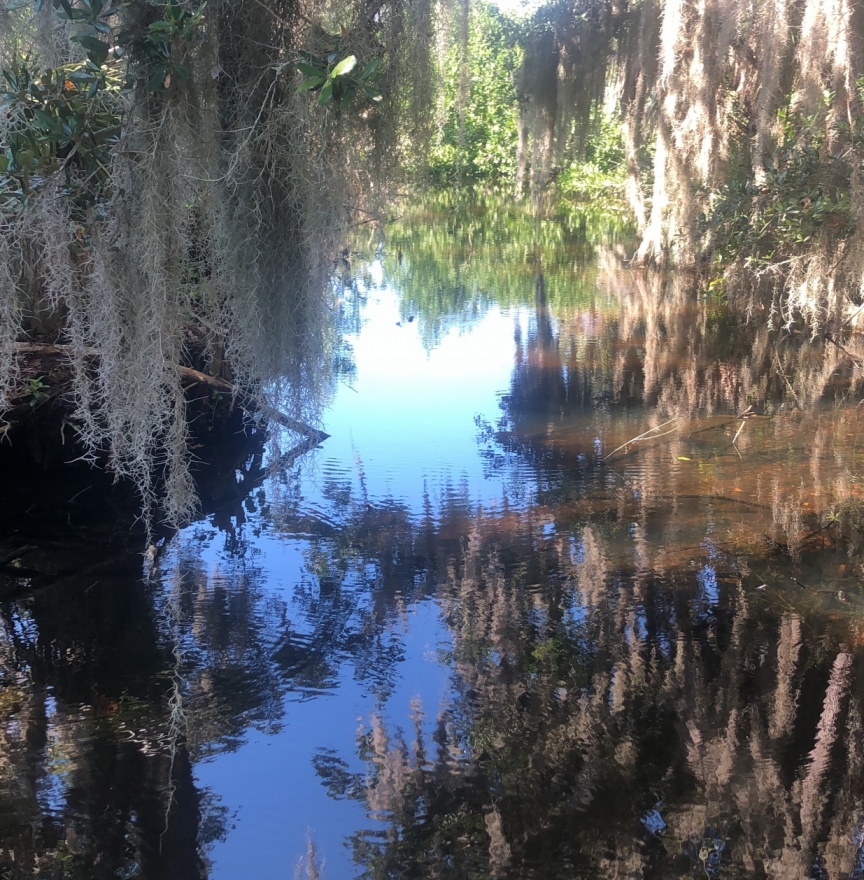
[
  {"x1": 773, "y1": 349, "x2": 801, "y2": 408},
  {"x1": 603, "y1": 418, "x2": 678, "y2": 461},
  {"x1": 173, "y1": 366, "x2": 329, "y2": 443}
]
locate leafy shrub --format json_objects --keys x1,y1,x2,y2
[
  {"x1": 556, "y1": 114, "x2": 626, "y2": 201},
  {"x1": 0, "y1": 56, "x2": 121, "y2": 205},
  {"x1": 708, "y1": 107, "x2": 854, "y2": 268}
]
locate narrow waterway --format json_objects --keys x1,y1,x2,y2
[{"x1": 2, "y1": 199, "x2": 864, "y2": 879}]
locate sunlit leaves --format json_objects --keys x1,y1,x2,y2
[
  {"x1": 427, "y1": 2, "x2": 523, "y2": 183},
  {"x1": 296, "y1": 41, "x2": 383, "y2": 110},
  {"x1": 330, "y1": 54, "x2": 357, "y2": 78}
]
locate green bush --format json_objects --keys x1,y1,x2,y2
[
  {"x1": 0, "y1": 56, "x2": 121, "y2": 204},
  {"x1": 426, "y1": 2, "x2": 523, "y2": 184},
  {"x1": 556, "y1": 114, "x2": 626, "y2": 201},
  {"x1": 708, "y1": 106, "x2": 854, "y2": 268}
]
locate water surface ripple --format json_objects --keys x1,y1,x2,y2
[{"x1": 1, "y1": 201, "x2": 864, "y2": 879}]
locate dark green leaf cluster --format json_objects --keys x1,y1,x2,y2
[
  {"x1": 0, "y1": 56, "x2": 120, "y2": 204},
  {"x1": 709, "y1": 107, "x2": 855, "y2": 269},
  {"x1": 0, "y1": 0, "x2": 208, "y2": 205},
  {"x1": 296, "y1": 35, "x2": 383, "y2": 109},
  {"x1": 47, "y1": 0, "x2": 207, "y2": 91}
]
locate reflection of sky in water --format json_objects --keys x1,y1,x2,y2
[
  {"x1": 35, "y1": 693, "x2": 70, "y2": 819},
  {"x1": 175, "y1": 247, "x2": 864, "y2": 878},
  {"x1": 195, "y1": 595, "x2": 452, "y2": 880},
  {"x1": 194, "y1": 273, "x2": 524, "y2": 877},
  {"x1": 307, "y1": 280, "x2": 536, "y2": 513},
  {"x1": 185, "y1": 538, "x2": 453, "y2": 875},
  {"x1": 697, "y1": 564, "x2": 719, "y2": 606},
  {"x1": 5, "y1": 207, "x2": 864, "y2": 880}
]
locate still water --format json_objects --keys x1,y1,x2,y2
[{"x1": 3, "y1": 199, "x2": 864, "y2": 878}]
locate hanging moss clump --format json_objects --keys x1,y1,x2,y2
[{"x1": 0, "y1": 0, "x2": 438, "y2": 530}]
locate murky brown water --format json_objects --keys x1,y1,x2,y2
[{"x1": 2, "y1": 198, "x2": 864, "y2": 878}]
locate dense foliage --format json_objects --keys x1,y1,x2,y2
[
  {"x1": 0, "y1": 0, "x2": 437, "y2": 526},
  {"x1": 423, "y1": 0, "x2": 626, "y2": 197},
  {"x1": 421, "y1": 0, "x2": 864, "y2": 332},
  {"x1": 426, "y1": 2, "x2": 522, "y2": 183}
]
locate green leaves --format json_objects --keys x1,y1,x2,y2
[
  {"x1": 50, "y1": 0, "x2": 206, "y2": 93},
  {"x1": 124, "y1": 1, "x2": 207, "y2": 91},
  {"x1": 318, "y1": 80, "x2": 333, "y2": 105},
  {"x1": 426, "y1": 2, "x2": 522, "y2": 183},
  {"x1": 709, "y1": 106, "x2": 855, "y2": 269},
  {"x1": 296, "y1": 44, "x2": 382, "y2": 109},
  {"x1": 0, "y1": 55, "x2": 120, "y2": 204},
  {"x1": 330, "y1": 55, "x2": 357, "y2": 78},
  {"x1": 359, "y1": 58, "x2": 380, "y2": 81},
  {"x1": 0, "y1": 0, "x2": 212, "y2": 208},
  {"x1": 299, "y1": 77, "x2": 325, "y2": 91},
  {"x1": 72, "y1": 34, "x2": 110, "y2": 66},
  {"x1": 51, "y1": 1, "x2": 124, "y2": 71}
]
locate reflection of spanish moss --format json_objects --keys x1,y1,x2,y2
[
  {"x1": 481, "y1": 262, "x2": 864, "y2": 558},
  {"x1": 0, "y1": 573, "x2": 206, "y2": 878},
  {"x1": 160, "y1": 567, "x2": 190, "y2": 855},
  {"x1": 323, "y1": 521, "x2": 864, "y2": 878}
]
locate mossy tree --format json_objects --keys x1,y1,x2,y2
[{"x1": 0, "y1": 0, "x2": 438, "y2": 528}]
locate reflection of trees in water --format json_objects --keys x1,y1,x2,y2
[
  {"x1": 0, "y1": 472, "x2": 441, "y2": 878},
  {"x1": 1, "y1": 457, "x2": 861, "y2": 877},
  {"x1": 0, "y1": 571, "x2": 205, "y2": 879},
  {"x1": 507, "y1": 264, "x2": 854, "y2": 434},
  {"x1": 5, "y1": 237, "x2": 864, "y2": 877},
  {"x1": 315, "y1": 509, "x2": 864, "y2": 879},
  {"x1": 482, "y1": 261, "x2": 864, "y2": 562},
  {"x1": 0, "y1": 424, "x2": 285, "y2": 878},
  {"x1": 373, "y1": 198, "x2": 633, "y2": 349}
]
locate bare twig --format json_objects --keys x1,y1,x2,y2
[
  {"x1": 603, "y1": 418, "x2": 677, "y2": 461},
  {"x1": 772, "y1": 347, "x2": 800, "y2": 407},
  {"x1": 841, "y1": 300, "x2": 864, "y2": 329},
  {"x1": 172, "y1": 366, "x2": 330, "y2": 443}
]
